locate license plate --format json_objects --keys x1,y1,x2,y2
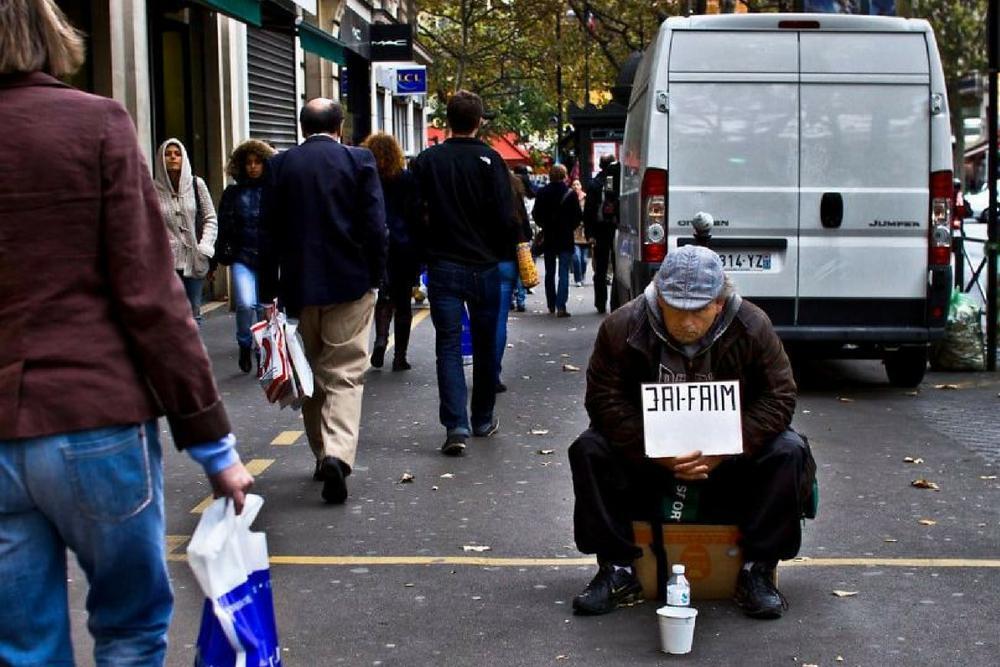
[{"x1": 717, "y1": 252, "x2": 773, "y2": 272}]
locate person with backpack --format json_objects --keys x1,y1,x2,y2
[
  {"x1": 533, "y1": 164, "x2": 582, "y2": 317},
  {"x1": 568, "y1": 245, "x2": 815, "y2": 619}
]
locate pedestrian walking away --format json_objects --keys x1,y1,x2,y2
[
  {"x1": 153, "y1": 138, "x2": 218, "y2": 324},
  {"x1": 584, "y1": 154, "x2": 619, "y2": 314},
  {"x1": 568, "y1": 245, "x2": 816, "y2": 619},
  {"x1": 533, "y1": 164, "x2": 581, "y2": 317},
  {"x1": 362, "y1": 132, "x2": 422, "y2": 373},
  {"x1": 215, "y1": 139, "x2": 277, "y2": 373},
  {"x1": 264, "y1": 98, "x2": 387, "y2": 504},
  {"x1": 411, "y1": 90, "x2": 518, "y2": 456},
  {"x1": 0, "y1": 3, "x2": 253, "y2": 664}
]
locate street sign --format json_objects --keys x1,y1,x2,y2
[{"x1": 395, "y1": 67, "x2": 427, "y2": 96}]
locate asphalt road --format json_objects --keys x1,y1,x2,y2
[{"x1": 67, "y1": 279, "x2": 1000, "y2": 666}]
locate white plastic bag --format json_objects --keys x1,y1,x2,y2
[{"x1": 187, "y1": 495, "x2": 281, "y2": 667}]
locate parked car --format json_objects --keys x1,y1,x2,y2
[
  {"x1": 964, "y1": 181, "x2": 997, "y2": 223},
  {"x1": 612, "y1": 12, "x2": 953, "y2": 387}
]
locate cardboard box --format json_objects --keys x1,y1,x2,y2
[{"x1": 631, "y1": 522, "x2": 743, "y2": 601}]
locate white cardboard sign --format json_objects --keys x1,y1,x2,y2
[{"x1": 641, "y1": 381, "x2": 744, "y2": 458}]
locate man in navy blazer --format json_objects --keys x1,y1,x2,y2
[{"x1": 266, "y1": 98, "x2": 387, "y2": 504}]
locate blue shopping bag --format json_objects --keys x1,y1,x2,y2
[{"x1": 188, "y1": 495, "x2": 281, "y2": 667}]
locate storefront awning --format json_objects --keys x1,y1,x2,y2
[
  {"x1": 298, "y1": 21, "x2": 346, "y2": 66},
  {"x1": 194, "y1": 0, "x2": 262, "y2": 27}
]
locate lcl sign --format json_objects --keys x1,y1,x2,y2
[{"x1": 394, "y1": 67, "x2": 427, "y2": 95}]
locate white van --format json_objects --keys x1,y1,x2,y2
[{"x1": 613, "y1": 13, "x2": 954, "y2": 387}]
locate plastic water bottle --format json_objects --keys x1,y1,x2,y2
[{"x1": 665, "y1": 564, "x2": 690, "y2": 607}]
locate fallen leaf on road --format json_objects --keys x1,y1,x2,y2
[
  {"x1": 837, "y1": 397, "x2": 855, "y2": 403},
  {"x1": 904, "y1": 391, "x2": 919, "y2": 397},
  {"x1": 803, "y1": 663, "x2": 819, "y2": 667},
  {"x1": 562, "y1": 364, "x2": 581, "y2": 372},
  {"x1": 884, "y1": 538, "x2": 898, "y2": 543},
  {"x1": 399, "y1": 472, "x2": 414, "y2": 484},
  {"x1": 911, "y1": 479, "x2": 940, "y2": 491},
  {"x1": 560, "y1": 353, "x2": 571, "y2": 358},
  {"x1": 918, "y1": 519, "x2": 938, "y2": 526},
  {"x1": 404, "y1": 583, "x2": 415, "y2": 587},
  {"x1": 440, "y1": 473, "x2": 455, "y2": 479},
  {"x1": 832, "y1": 590, "x2": 858, "y2": 598},
  {"x1": 934, "y1": 383, "x2": 960, "y2": 390},
  {"x1": 556, "y1": 657, "x2": 568, "y2": 662},
  {"x1": 903, "y1": 456, "x2": 925, "y2": 464},
  {"x1": 980, "y1": 475, "x2": 998, "y2": 480},
  {"x1": 792, "y1": 556, "x2": 812, "y2": 562},
  {"x1": 531, "y1": 429, "x2": 550, "y2": 435},
  {"x1": 801, "y1": 409, "x2": 811, "y2": 414},
  {"x1": 836, "y1": 657, "x2": 845, "y2": 663},
  {"x1": 462, "y1": 545, "x2": 491, "y2": 552},
  {"x1": 538, "y1": 449, "x2": 555, "y2": 455}
]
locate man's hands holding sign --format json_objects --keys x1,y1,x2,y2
[{"x1": 658, "y1": 451, "x2": 728, "y2": 481}]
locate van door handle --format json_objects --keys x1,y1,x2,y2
[{"x1": 820, "y1": 192, "x2": 843, "y2": 229}]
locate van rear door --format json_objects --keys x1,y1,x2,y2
[
  {"x1": 796, "y1": 32, "x2": 930, "y2": 328},
  {"x1": 666, "y1": 31, "x2": 800, "y2": 326}
]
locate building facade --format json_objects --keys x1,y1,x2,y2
[{"x1": 56, "y1": 0, "x2": 430, "y2": 298}]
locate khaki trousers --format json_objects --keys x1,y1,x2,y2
[{"x1": 297, "y1": 291, "x2": 375, "y2": 468}]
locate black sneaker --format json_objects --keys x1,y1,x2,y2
[
  {"x1": 318, "y1": 456, "x2": 349, "y2": 504},
  {"x1": 370, "y1": 341, "x2": 387, "y2": 368},
  {"x1": 734, "y1": 562, "x2": 787, "y2": 619},
  {"x1": 473, "y1": 418, "x2": 500, "y2": 437},
  {"x1": 494, "y1": 382, "x2": 508, "y2": 394},
  {"x1": 441, "y1": 433, "x2": 467, "y2": 456},
  {"x1": 572, "y1": 564, "x2": 644, "y2": 616},
  {"x1": 238, "y1": 346, "x2": 252, "y2": 373}
]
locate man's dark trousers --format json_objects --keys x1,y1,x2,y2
[
  {"x1": 591, "y1": 228, "x2": 614, "y2": 312},
  {"x1": 568, "y1": 428, "x2": 808, "y2": 565},
  {"x1": 427, "y1": 260, "x2": 501, "y2": 437}
]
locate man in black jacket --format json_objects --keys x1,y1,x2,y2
[
  {"x1": 411, "y1": 90, "x2": 518, "y2": 456},
  {"x1": 533, "y1": 164, "x2": 582, "y2": 317},
  {"x1": 266, "y1": 98, "x2": 387, "y2": 504},
  {"x1": 584, "y1": 154, "x2": 619, "y2": 314}
]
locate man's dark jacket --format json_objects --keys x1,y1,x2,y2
[
  {"x1": 586, "y1": 286, "x2": 796, "y2": 458},
  {"x1": 411, "y1": 137, "x2": 516, "y2": 265},
  {"x1": 265, "y1": 135, "x2": 387, "y2": 316},
  {"x1": 532, "y1": 181, "x2": 582, "y2": 253}
]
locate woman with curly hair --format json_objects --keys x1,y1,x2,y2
[
  {"x1": 216, "y1": 139, "x2": 277, "y2": 372},
  {"x1": 361, "y1": 133, "x2": 421, "y2": 371}
]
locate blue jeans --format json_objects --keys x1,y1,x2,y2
[
  {"x1": 0, "y1": 422, "x2": 171, "y2": 666},
  {"x1": 232, "y1": 262, "x2": 262, "y2": 349},
  {"x1": 544, "y1": 250, "x2": 573, "y2": 312},
  {"x1": 514, "y1": 277, "x2": 527, "y2": 309},
  {"x1": 496, "y1": 261, "x2": 518, "y2": 384},
  {"x1": 427, "y1": 260, "x2": 501, "y2": 436},
  {"x1": 573, "y1": 245, "x2": 590, "y2": 283},
  {"x1": 178, "y1": 272, "x2": 204, "y2": 324}
]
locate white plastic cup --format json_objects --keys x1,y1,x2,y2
[{"x1": 656, "y1": 605, "x2": 698, "y2": 655}]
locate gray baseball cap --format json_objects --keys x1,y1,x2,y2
[{"x1": 654, "y1": 245, "x2": 725, "y2": 310}]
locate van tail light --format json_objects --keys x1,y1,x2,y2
[
  {"x1": 641, "y1": 168, "x2": 668, "y2": 264},
  {"x1": 928, "y1": 170, "x2": 952, "y2": 266}
]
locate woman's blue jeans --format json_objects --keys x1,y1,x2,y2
[
  {"x1": 544, "y1": 250, "x2": 573, "y2": 312},
  {"x1": 496, "y1": 260, "x2": 518, "y2": 384},
  {"x1": 572, "y1": 244, "x2": 590, "y2": 283},
  {"x1": 232, "y1": 262, "x2": 262, "y2": 349},
  {"x1": 178, "y1": 272, "x2": 204, "y2": 325},
  {"x1": 0, "y1": 422, "x2": 171, "y2": 666},
  {"x1": 427, "y1": 260, "x2": 500, "y2": 436}
]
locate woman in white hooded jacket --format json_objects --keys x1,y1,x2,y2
[{"x1": 154, "y1": 138, "x2": 218, "y2": 323}]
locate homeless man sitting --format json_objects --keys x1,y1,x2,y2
[{"x1": 569, "y1": 244, "x2": 814, "y2": 619}]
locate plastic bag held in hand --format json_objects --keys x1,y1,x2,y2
[{"x1": 188, "y1": 495, "x2": 281, "y2": 667}]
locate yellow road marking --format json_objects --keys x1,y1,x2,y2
[
  {"x1": 164, "y1": 553, "x2": 1000, "y2": 568},
  {"x1": 271, "y1": 430, "x2": 303, "y2": 446},
  {"x1": 165, "y1": 535, "x2": 188, "y2": 555},
  {"x1": 189, "y1": 459, "x2": 275, "y2": 514},
  {"x1": 385, "y1": 308, "x2": 431, "y2": 353}
]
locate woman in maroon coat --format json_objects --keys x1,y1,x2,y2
[{"x1": 0, "y1": 2, "x2": 252, "y2": 664}]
